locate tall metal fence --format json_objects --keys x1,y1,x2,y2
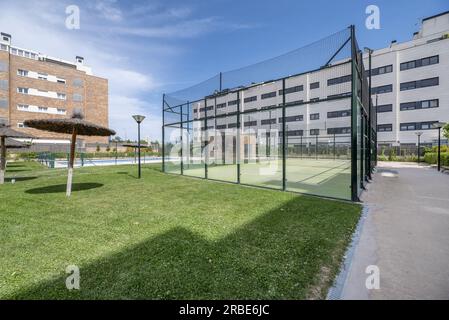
[{"x1": 162, "y1": 26, "x2": 375, "y2": 201}]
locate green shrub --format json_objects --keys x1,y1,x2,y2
[
  {"x1": 388, "y1": 148, "x2": 396, "y2": 161},
  {"x1": 424, "y1": 145, "x2": 449, "y2": 154},
  {"x1": 424, "y1": 152, "x2": 449, "y2": 166}
]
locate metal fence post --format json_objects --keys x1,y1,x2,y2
[
  {"x1": 204, "y1": 98, "x2": 208, "y2": 179},
  {"x1": 180, "y1": 103, "x2": 184, "y2": 175},
  {"x1": 162, "y1": 94, "x2": 165, "y2": 173},
  {"x1": 282, "y1": 78, "x2": 286, "y2": 191},
  {"x1": 237, "y1": 90, "x2": 241, "y2": 184},
  {"x1": 350, "y1": 25, "x2": 359, "y2": 202}
]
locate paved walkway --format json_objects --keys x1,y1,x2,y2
[{"x1": 340, "y1": 161, "x2": 449, "y2": 299}]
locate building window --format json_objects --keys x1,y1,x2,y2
[
  {"x1": 244, "y1": 120, "x2": 257, "y2": 127},
  {"x1": 400, "y1": 77, "x2": 439, "y2": 91},
  {"x1": 38, "y1": 106, "x2": 48, "y2": 112},
  {"x1": 261, "y1": 118, "x2": 276, "y2": 125},
  {"x1": 285, "y1": 100, "x2": 304, "y2": 106},
  {"x1": 261, "y1": 91, "x2": 276, "y2": 99},
  {"x1": 328, "y1": 92, "x2": 351, "y2": 99},
  {"x1": 17, "y1": 104, "x2": 29, "y2": 111},
  {"x1": 0, "y1": 44, "x2": 7, "y2": 51},
  {"x1": 17, "y1": 122, "x2": 27, "y2": 128},
  {"x1": 0, "y1": 98, "x2": 7, "y2": 109},
  {"x1": 57, "y1": 93, "x2": 67, "y2": 100},
  {"x1": 310, "y1": 129, "x2": 320, "y2": 135},
  {"x1": 286, "y1": 130, "x2": 303, "y2": 136},
  {"x1": 369, "y1": 65, "x2": 393, "y2": 76},
  {"x1": 216, "y1": 124, "x2": 227, "y2": 129},
  {"x1": 17, "y1": 69, "x2": 28, "y2": 77},
  {"x1": 73, "y1": 78, "x2": 83, "y2": 87},
  {"x1": 0, "y1": 79, "x2": 7, "y2": 90},
  {"x1": 199, "y1": 106, "x2": 213, "y2": 112},
  {"x1": 327, "y1": 75, "x2": 351, "y2": 86},
  {"x1": 372, "y1": 84, "x2": 392, "y2": 95},
  {"x1": 279, "y1": 115, "x2": 303, "y2": 123},
  {"x1": 327, "y1": 127, "x2": 351, "y2": 134},
  {"x1": 243, "y1": 96, "x2": 257, "y2": 103},
  {"x1": 310, "y1": 97, "x2": 320, "y2": 102},
  {"x1": 376, "y1": 104, "x2": 393, "y2": 113},
  {"x1": 400, "y1": 99, "x2": 438, "y2": 111},
  {"x1": 327, "y1": 109, "x2": 351, "y2": 118},
  {"x1": 227, "y1": 99, "x2": 240, "y2": 106},
  {"x1": 57, "y1": 78, "x2": 66, "y2": 84},
  {"x1": 400, "y1": 121, "x2": 437, "y2": 131},
  {"x1": 310, "y1": 113, "x2": 320, "y2": 120},
  {"x1": 216, "y1": 103, "x2": 226, "y2": 109},
  {"x1": 377, "y1": 124, "x2": 392, "y2": 132},
  {"x1": 17, "y1": 87, "x2": 29, "y2": 94},
  {"x1": 279, "y1": 85, "x2": 304, "y2": 95},
  {"x1": 38, "y1": 73, "x2": 48, "y2": 80},
  {"x1": 244, "y1": 108, "x2": 257, "y2": 113},
  {"x1": 400, "y1": 55, "x2": 439, "y2": 71},
  {"x1": 0, "y1": 61, "x2": 7, "y2": 72},
  {"x1": 310, "y1": 82, "x2": 320, "y2": 89}
]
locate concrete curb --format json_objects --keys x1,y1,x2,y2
[{"x1": 326, "y1": 204, "x2": 370, "y2": 300}]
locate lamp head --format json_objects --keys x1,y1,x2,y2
[
  {"x1": 132, "y1": 115, "x2": 146, "y2": 124},
  {"x1": 432, "y1": 122, "x2": 446, "y2": 129}
]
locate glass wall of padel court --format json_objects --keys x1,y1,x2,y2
[{"x1": 162, "y1": 26, "x2": 376, "y2": 201}]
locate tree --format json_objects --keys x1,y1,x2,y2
[{"x1": 443, "y1": 123, "x2": 449, "y2": 140}]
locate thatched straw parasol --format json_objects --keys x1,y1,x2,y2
[
  {"x1": 5, "y1": 138, "x2": 30, "y2": 149},
  {"x1": 24, "y1": 111, "x2": 115, "y2": 196},
  {"x1": 0, "y1": 125, "x2": 33, "y2": 184}
]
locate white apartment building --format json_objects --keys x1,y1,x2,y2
[
  {"x1": 167, "y1": 11, "x2": 449, "y2": 155},
  {"x1": 365, "y1": 11, "x2": 449, "y2": 147}
]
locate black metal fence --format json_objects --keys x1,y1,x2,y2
[{"x1": 162, "y1": 26, "x2": 375, "y2": 201}]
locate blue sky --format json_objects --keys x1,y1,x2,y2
[{"x1": 0, "y1": 0, "x2": 447, "y2": 141}]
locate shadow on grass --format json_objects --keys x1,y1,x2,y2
[
  {"x1": 6, "y1": 163, "x2": 24, "y2": 168},
  {"x1": 5, "y1": 177, "x2": 38, "y2": 182},
  {"x1": 25, "y1": 183, "x2": 104, "y2": 194},
  {"x1": 6, "y1": 196, "x2": 359, "y2": 299},
  {"x1": 4, "y1": 169, "x2": 30, "y2": 173}
]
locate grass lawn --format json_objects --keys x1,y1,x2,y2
[{"x1": 0, "y1": 161, "x2": 361, "y2": 299}]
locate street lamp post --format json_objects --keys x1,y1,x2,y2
[
  {"x1": 132, "y1": 115, "x2": 146, "y2": 178},
  {"x1": 432, "y1": 122, "x2": 446, "y2": 172},
  {"x1": 415, "y1": 132, "x2": 423, "y2": 164}
]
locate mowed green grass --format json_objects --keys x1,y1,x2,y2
[{"x1": 0, "y1": 161, "x2": 360, "y2": 299}]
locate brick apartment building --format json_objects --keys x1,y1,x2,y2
[{"x1": 0, "y1": 32, "x2": 109, "y2": 151}]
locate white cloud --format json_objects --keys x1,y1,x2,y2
[
  {"x1": 112, "y1": 17, "x2": 216, "y2": 38},
  {"x1": 93, "y1": 0, "x2": 123, "y2": 22},
  {"x1": 97, "y1": 67, "x2": 157, "y2": 94},
  {"x1": 111, "y1": 16, "x2": 254, "y2": 38},
  {"x1": 109, "y1": 95, "x2": 161, "y2": 141}
]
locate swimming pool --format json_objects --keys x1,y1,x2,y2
[{"x1": 53, "y1": 157, "x2": 164, "y2": 168}]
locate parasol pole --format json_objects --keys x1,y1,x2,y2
[
  {"x1": 0, "y1": 136, "x2": 5, "y2": 184},
  {"x1": 67, "y1": 127, "x2": 77, "y2": 196}
]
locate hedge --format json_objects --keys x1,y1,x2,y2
[{"x1": 423, "y1": 152, "x2": 449, "y2": 166}]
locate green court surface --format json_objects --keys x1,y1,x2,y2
[{"x1": 166, "y1": 158, "x2": 351, "y2": 200}]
